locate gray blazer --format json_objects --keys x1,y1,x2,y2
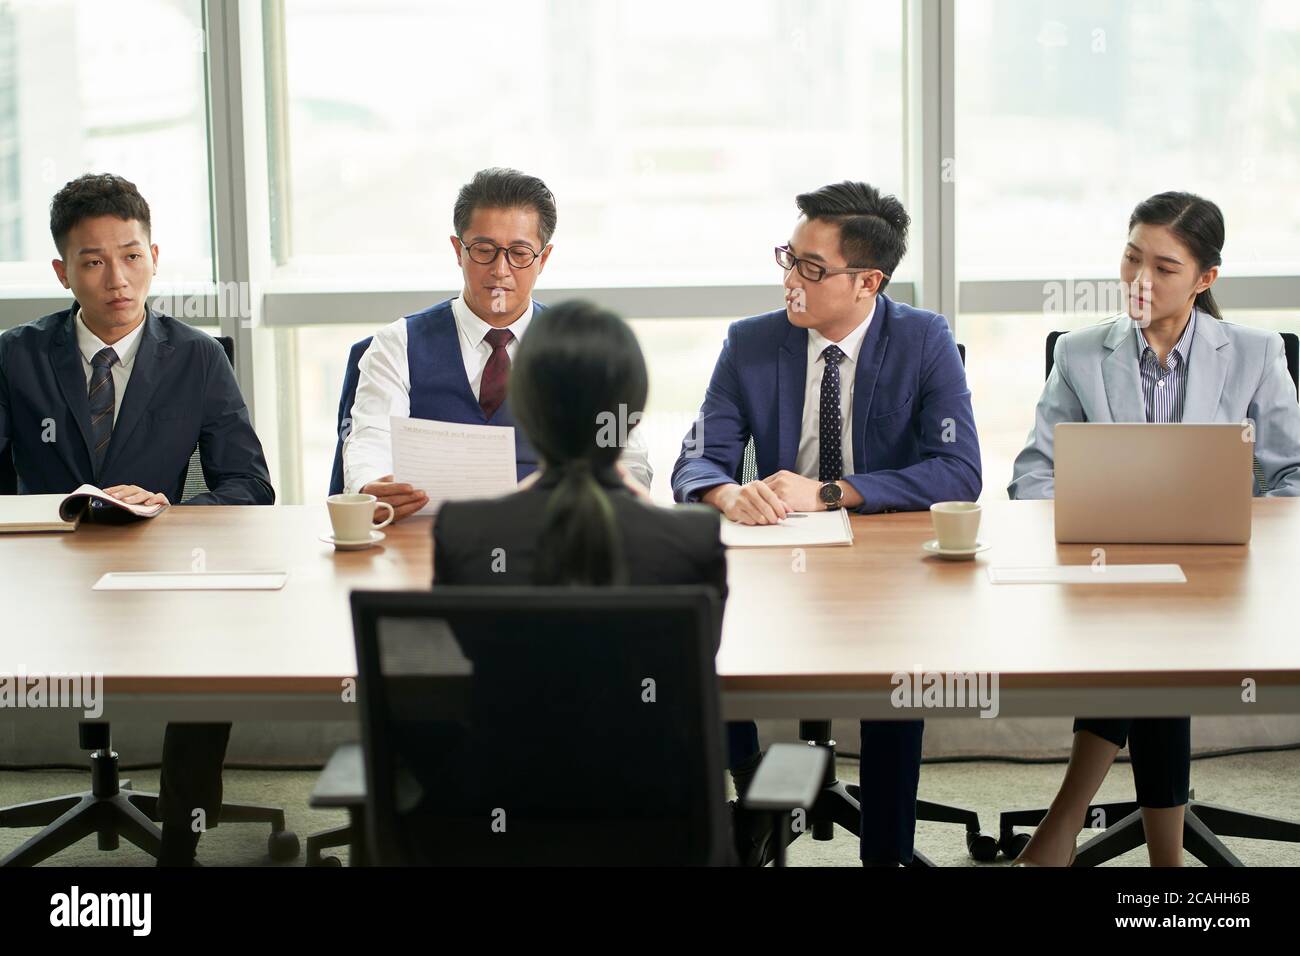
[{"x1": 1009, "y1": 310, "x2": 1300, "y2": 499}]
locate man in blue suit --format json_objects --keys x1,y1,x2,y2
[
  {"x1": 0, "y1": 173, "x2": 274, "y2": 865},
  {"x1": 343, "y1": 167, "x2": 651, "y2": 518},
  {"x1": 672, "y1": 181, "x2": 981, "y2": 865}
]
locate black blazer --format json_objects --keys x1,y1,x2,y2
[
  {"x1": 0, "y1": 306, "x2": 274, "y2": 505},
  {"x1": 434, "y1": 470, "x2": 728, "y2": 637}
]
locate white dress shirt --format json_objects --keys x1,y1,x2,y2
[
  {"x1": 343, "y1": 296, "x2": 653, "y2": 493},
  {"x1": 794, "y1": 312, "x2": 873, "y2": 480},
  {"x1": 74, "y1": 306, "x2": 147, "y2": 428}
]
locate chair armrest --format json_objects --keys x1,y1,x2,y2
[
  {"x1": 741, "y1": 743, "x2": 828, "y2": 813},
  {"x1": 309, "y1": 742, "x2": 366, "y2": 809}
]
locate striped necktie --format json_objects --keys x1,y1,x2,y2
[{"x1": 88, "y1": 347, "x2": 117, "y2": 476}]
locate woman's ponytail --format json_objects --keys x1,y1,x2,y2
[{"x1": 508, "y1": 300, "x2": 648, "y2": 587}]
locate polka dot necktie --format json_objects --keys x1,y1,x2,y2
[
  {"x1": 818, "y1": 344, "x2": 845, "y2": 483},
  {"x1": 478, "y1": 327, "x2": 515, "y2": 420},
  {"x1": 88, "y1": 346, "x2": 118, "y2": 477}
]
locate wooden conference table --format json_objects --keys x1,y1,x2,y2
[{"x1": 3, "y1": 499, "x2": 1299, "y2": 726}]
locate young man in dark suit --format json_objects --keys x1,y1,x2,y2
[
  {"x1": 672, "y1": 181, "x2": 982, "y2": 866},
  {"x1": 0, "y1": 173, "x2": 275, "y2": 865}
]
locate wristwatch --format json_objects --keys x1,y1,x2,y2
[{"x1": 818, "y1": 481, "x2": 843, "y2": 511}]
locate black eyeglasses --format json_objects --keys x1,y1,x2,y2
[
  {"x1": 458, "y1": 237, "x2": 544, "y2": 268},
  {"x1": 775, "y1": 245, "x2": 888, "y2": 284}
]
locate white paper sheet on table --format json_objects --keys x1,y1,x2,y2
[
  {"x1": 987, "y1": 564, "x2": 1186, "y2": 585},
  {"x1": 720, "y1": 509, "x2": 854, "y2": 548},
  {"x1": 390, "y1": 416, "x2": 518, "y2": 516},
  {"x1": 93, "y1": 571, "x2": 288, "y2": 591}
]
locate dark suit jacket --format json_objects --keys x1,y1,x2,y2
[
  {"x1": 0, "y1": 306, "x2": 274, "y2": 505},
  {"x1": 433, "y1": 469, "x2": 727, "y2": 644},
  {"x1": 670, "y1": 293, "x2": 982, "y2": 513},
  {"x1": 404, "y1": 470, "x2": 727, "y2": 860}
]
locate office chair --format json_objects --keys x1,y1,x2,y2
[
  {"x1": 0, "y1": 447, "x2": 15, "y2": 495},
  {"x1": 304, "y1": 335, "x2": 392, "y2": 863},
  {"x1": 328, "y1": 336, "x2": 375, "y2": 496},
  {"x1": 343, "y1": 586, "x2": 825, "y2": 866},
  {"x1": 0, "y1": 406, "x2": 14, "y2": 495},
  {"x1": 997, "y1": 330, "x2": 1300, "y2": 865},
  {"x1": 999, "y1": 787, "x2": 1300, "y2": 866},
  {"x1": 180, "y1": 335, "x2": 236, "y2": 501},
  {"x1": 0, "y1": 331, "x2": 300, "y2": 866},
  {"x1": 0, "y1": 722, "x2": 299, "y2": 866},
  {"x1": 305, "y1": 742, "x2": 367, "y2": 866},
  {"x1": 305, "y1": 334, "x2": 432, "y2": 863},
  {"x1": 731, "y1": 340, "x2": 998, "y2": 865},
  {"x1": 304, "y1": 333, "x2": 373, "y2": 866}
]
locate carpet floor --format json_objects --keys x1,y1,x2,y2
[{"x1": 2, "y1": 750, "x2": 1298, "y2": 866}]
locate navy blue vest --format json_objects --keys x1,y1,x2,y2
[{"x1": 405, "y1": 299, "x2": 540, "y2": 480}]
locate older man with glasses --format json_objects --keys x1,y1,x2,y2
[
  {"x1": 671, "y1": 180, "x2": 981, "y2": 866},
  {"x1": 342, "y1": 167, "x2": 652, "y2": 519}
]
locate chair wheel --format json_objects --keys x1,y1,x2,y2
[
  {"x1": 999, "y1": 831, "x2": 1032, "y2": 859},
  {"x1": 307, "y1": 853, "x2": 343, "y2": 867},
  {"x1": 268, "y1": 830, "x2": 301, "y2": 861},
  {"x1": 966, "y1": 830, "x2": 999, "y2": 862}
]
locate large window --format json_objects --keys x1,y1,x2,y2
[
  {"x1": 270, "y1": 0, "x2": 908, "y2": 289},
  {"x1": 956, "y1": 0, "x2": 1300, "y2": 281},
  {"x1": 0, "y1": 0, "x2": 212, "y2": 289},
  {"x1": 3, "y1": 2, "x2": 1299, "y2": 507}
]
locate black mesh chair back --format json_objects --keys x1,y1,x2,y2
[
  {"x1": 350, "y1": 586, "x2": 730, "y2": 866},
  {"x1": 0, "y1": 444, "x2": 14, "y2": 494},
  {"x1": 180, "y1": 335, "x2": 235, "y2": 501},
  {"x1": 330, "y1": 336, "x2": 375, "y2": 496}
]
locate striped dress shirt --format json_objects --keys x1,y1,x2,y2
[{"x1": 1135, "y1": 310, "x2": 1196, "y2": 423}]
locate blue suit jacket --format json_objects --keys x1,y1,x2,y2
[
  {"x1": 0, "y1": 306, "x2": 274, "y2": 505},
  {"x1": 671, "y1": 294, "x2": 981, "y2": 512}
]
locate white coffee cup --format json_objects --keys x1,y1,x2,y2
[
  {"x1": 930, "y1": 501, "x2": 981, "y2": 551},
  {"x1": 327, "y1": 493, "x2": 395, "y2": 543}
]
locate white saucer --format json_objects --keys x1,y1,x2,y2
[
  {"x1": 922, "y1": 539, "x2": 989, "y2": 561},
  {"x1": 320, "y1": 531, "x2": 386, "y2": 551}
]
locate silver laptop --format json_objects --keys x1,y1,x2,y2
[{"x1": 1054, "y1": 423, "x2": 1254, "y2": 544}]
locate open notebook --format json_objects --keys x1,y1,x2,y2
[
  {"x1": 720, "y1": 508, "x2": 854, "y2": 548},
  {"x1": 0, "y1": 484, "x2": 168, "y2": 533}
]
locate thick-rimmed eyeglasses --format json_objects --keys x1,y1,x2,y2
[
  {"x1": 458, "y1": 237, "x2": 544, "y2": 268},
  {"x1": 775, "y1": 244, "x2": 888, "y2": 284}
]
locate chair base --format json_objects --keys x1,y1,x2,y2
[
  {"x1": 306, "y1": 824, "x2": 350, "y2": 867},
  {"x1": 0, "y1": 781, "x2": 162, "y2": 866},
  {"x1": 782, "y1": 721, "x2": 999, "y2": 866},
  {"x1": 0, "y1": 754, "x2": 301, "y2": 867},
  {"x1": 999, "y1": 789, "x2": 1300, "y2": 866},
  {"x1": 305, "y1": 808, "x2": 368, "y2": 867}
]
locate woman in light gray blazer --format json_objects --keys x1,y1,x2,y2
[{"x1": 1008, "y1": 192, "x2": 1300, "y2": 866}]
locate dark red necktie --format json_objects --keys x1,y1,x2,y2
[{"x1": 478, "y1": 327, "x2": 515, "y2": 419}]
